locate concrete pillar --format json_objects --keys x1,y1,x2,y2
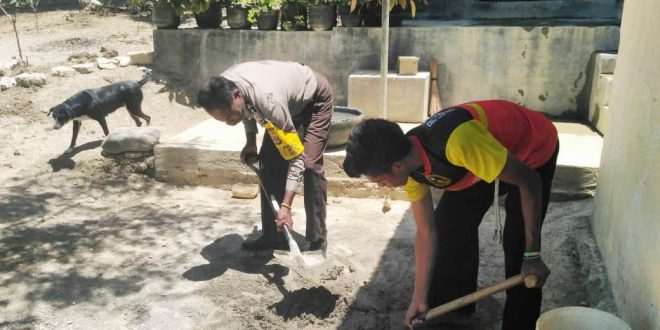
[{"x1": 591, "y1": 0, "x2": 660, "y2": 328}]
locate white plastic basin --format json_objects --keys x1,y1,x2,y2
[{"x1": 536, "y1": 307, "x2": 631, "y2": 330}]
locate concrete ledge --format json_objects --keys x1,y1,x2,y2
[
  {"x1": 155, "y1": 119, "x2": 602, "y2": 201},
  {"x1": 553, "y1": 122, "x2": 602, "y2": 200},
  {"x1": 588, "y1": 53, "x2": 617, "y2": 135}
]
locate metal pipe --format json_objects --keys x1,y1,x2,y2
[{"x1": 380, "y1": 0, "x2": 389, "y2": 119}]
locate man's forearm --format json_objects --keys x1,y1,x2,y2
[
  {"x1": 519, "y1": 175, "x2": 542, "y2": 252},
  {"x1": 413, "y1": 229, "x2": 437, "y2": 301},
  {"x1": 411, "y1": 193, "x2": 437, "y2": 302}
]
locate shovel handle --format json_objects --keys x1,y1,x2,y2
[
  {"x1": 269, "y1": 195, "x2": 292, "y2": 235},
  {"x1": 418, "y1": 274, "x2": 537, "y2": 325},
  {"x1": 243, "y1": 160, "x2": 302, "y2": 254}
]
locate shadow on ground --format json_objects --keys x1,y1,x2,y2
[
  {"x1": 47, "y1": 140, "x2": 103, "y2": 172},
  {"x1": 0, "y1": 163, "x2": 249, "y2": 327}
]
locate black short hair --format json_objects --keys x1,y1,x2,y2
[
  {"x1": 343, "y1": 119, "x2": 412, "y2": 178},
  {"x1": 196, "y1": 76, "x2": 237, "y2": 112}
]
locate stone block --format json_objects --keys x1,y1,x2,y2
[
  {"x1": 115, "y1": 56, "x2": 131, "y2": 67},
  {"x1": 129, "y1": 51, "x2": 154, "y2": 65},
  {"x1": 97, "y1": 57, "x2": 118, "y2": 70},
  {"x1": 72, "y1": 63, "x2": 95, "y2": 74},
  {"x1": 347, "y1": 71, "x2": 430, "y2": 123},
  {"x1": 597, "y1": 53, "x2": 617, "y2": 74},
  {"x1": 397, "y1": 56, "x2": 419, "y2": 75},
  {"x1": 588, "y1": 53, "x2": 617, "y2": 133},
  {"x1": 0, "y1": 77, "x2": 16, "y2": 91},
  {"x1": 51, "y1": 66, "x2": 76, "y2": 77},
  {"x1": 231, "y1": 183, "x2": 259, "y2": 199},
  {"x1": 15, "y1": 73, "x2": 46, "y2": 87},
  {"x1": 101, "y1": 126, "x2": 161, "y2": 154}
]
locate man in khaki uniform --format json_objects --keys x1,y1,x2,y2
[{"x1": 197, "y1": 60, "x2": 333, "y2": 251}]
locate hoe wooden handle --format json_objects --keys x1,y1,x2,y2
[{"x1": 420, "y1": 274, "x2": 537, "y2": 324}]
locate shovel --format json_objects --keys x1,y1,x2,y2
[
  {"x1": 414, "y1": 274, "x2": 538, "y2": 327},
  {"x1": 243, "y1": 160, "x2": 327, "y2": 270}
]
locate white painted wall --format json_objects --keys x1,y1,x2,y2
[{"x1": 592, "y1": 0, "x2": 660, "y2": 329}]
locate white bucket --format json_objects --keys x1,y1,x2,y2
[{"x1": 536, "y1": 307, "x2": 631, "y2": 330}]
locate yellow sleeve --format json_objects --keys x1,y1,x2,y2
[
  {"x1": 445, "y1": 120, "x2": 507, "y2": 183},
  {"x1": 403, "y1": 177, "x2": 430, "y2": 202}
]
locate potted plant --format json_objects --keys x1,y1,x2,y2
[
  {"x1": 248, "y1": 0, "x2": 281, "y2": 30},
  {"x1": 307, "y1": 0, "x2": 336, "y2": 31},
  {"x1": 280, "y1": 0, "x2": 307, "y2": 31},
  {"x1": 152, "y1": 0, "x2": 181, "y2": 29},
  {"x1": 187, "y1": 0, "x2": 223, "y2": 28},
  {"x1": 353, "y1": 0, "x2": 426, "y2": 27},
  {"x1": 337, "y1": 0, "x2": 361, "y2": 27},
  {"x1": 226, "y1": 0, "x2": 253, "y2": 29}
]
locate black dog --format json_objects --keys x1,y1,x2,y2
[{"x1": 48, "y1": 69, "x2": 152, "y2": 154}]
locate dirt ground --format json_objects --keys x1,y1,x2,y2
[{"x1": 0, "y1": 9, "x2": 616, "y2": 330}]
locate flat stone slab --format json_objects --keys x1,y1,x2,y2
[{"x1": 155, "y1": 119, "x2": 602, "y2": 201}]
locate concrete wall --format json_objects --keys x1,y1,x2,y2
[
  {"x1": 154, "y1": 22, "x2": 618, "y2": 118},
  {"x1": 591, "y1": 0, "x2": 660, "y2": 328},
  {"x1": 423, "y1": 0, "x2": 620, "y2": 20}
]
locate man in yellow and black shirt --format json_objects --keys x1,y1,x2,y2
[{"x1": 343, "y1": 99, "x2": 559, "y2": 330}]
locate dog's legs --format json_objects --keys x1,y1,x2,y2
[
  {"x1": 127, "y1": 107, "x2": 150, "y2": 127},
  {"x1": 129, "y1": 114, "x2": 143, "y2": 127},
  {"x1": 98, "y1": 117, "x2": 110, "y2": 136},
  {"x1": 65, "y1": 120, "x2": 81, "y2": 154},
  {"x1": 126, "y1": 91, "x2": 150, "y2": 126}
]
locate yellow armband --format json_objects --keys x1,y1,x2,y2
[{"x1": 262, "y1": 121, "x2": 304, "y2": 160}]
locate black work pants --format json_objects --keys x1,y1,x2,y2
[
  {"x1": 258, "y1": 72, "x2": 333, "y2": 243},
  {"x1": 427, "y1": 144, "x2": 559, "y2": 330}
]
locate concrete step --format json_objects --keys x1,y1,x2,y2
[{"x1": 154, "y1": 119, "x2": 602, "y2": 201}]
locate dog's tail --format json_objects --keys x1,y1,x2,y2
[{"x1": 137, "y1": 68, "x2": 152, "y2": 87}]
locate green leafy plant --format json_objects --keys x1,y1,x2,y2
[
  {"x1": 181, "y1": 0, "x2": 214, "y2": 14},
  {"x1": 226, "y1": 0, "x2": 252, "y2": 7},
  {"x1": 155, "y1": 0, "x2": 218, "y2": 15},
  {"x1": 127, "y1": 0, "x2": 151, "y2": 14},
  {"x1": 281, "y1": 13, "x2": 304, "y2": 30},
  {"x1": 350, "y1": 0, "x2": 426, "y2": 17},
  {"x1": 309, "y1": 0, "x2": 334, "y2": 5},
  {"x1": 281, "y1": 0, "x2": 306, "y2": 5},
  {"x1": 247, "y1": 0, "x2": 281, "y2": 23}
]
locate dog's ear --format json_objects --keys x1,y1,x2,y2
[{"x1": 47, "y1": 108, "x2": 53, "y2": 116}]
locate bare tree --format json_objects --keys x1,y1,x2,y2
[{"x1": 0, "y1": 0, "x2": 26, "y2": 65}]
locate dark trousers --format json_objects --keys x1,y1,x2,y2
[
  {"x1": 258, "y1": 72, "x2": 333, "y2": 242},
  {"x1": 427, "y1": 144, "x2": 559, "y2": 330}
]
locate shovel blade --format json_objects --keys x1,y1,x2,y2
[{"x1": 273, "y1": 249, "x2": 327, "y2": 268}]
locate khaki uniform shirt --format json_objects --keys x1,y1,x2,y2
[{"x1": 221, "y1": 60, "x2": 318, "y2": 192}]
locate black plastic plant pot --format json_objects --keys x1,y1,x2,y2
[
  {"x1": 256, "y1": 10, "x2": 279, "y2": 30},
  {"x1": 194, "y1": 1, "x2": 222, "y2": 28},
  {"x1": 308, "y1": 4, "x2": 337, "y2": 31},
  {"x1": 227, "y1": 6, "x2": 252, "y2": 29}
]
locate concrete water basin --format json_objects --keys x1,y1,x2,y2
[{"x1": 327, "y1": 106, "x2": 364, "y2": 149}]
